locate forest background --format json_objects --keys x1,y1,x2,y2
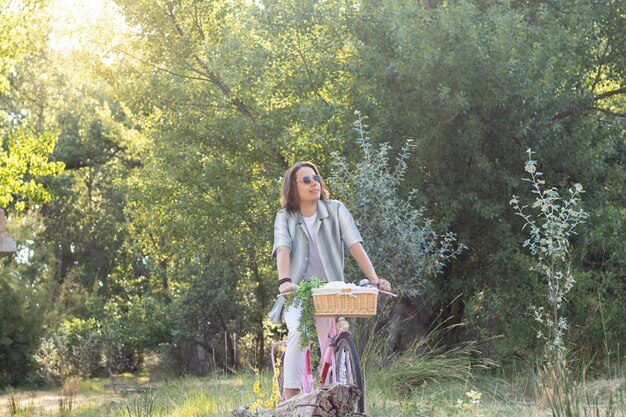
[{"x1": 0, "y1": 0, "x2": 624, "y2": 389}]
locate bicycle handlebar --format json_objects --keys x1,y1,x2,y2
[{"x1": 277, "y1": 287, "x2": 398, "y2": 299}]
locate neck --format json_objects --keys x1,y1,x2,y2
[{"x1": 299, "y1": 201, "x2": 317, "y2": 217}]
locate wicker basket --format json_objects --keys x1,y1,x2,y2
[{"x1": 311, "y1": 285, "x2": 378, "y2": 317}]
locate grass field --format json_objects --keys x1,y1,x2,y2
[{"x1": 1, "y1": 369, "x2": 624, "y2": 417}]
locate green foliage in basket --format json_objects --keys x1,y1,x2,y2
[{"x1": 285, "y1": 277, "x2": 326, "y2": 370}]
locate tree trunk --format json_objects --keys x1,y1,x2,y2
[
  {"x1": 159, "y1": 256, "x2": 171, "y2": 305},
  {"x1": 442, "y1": 294, "x2": 464, "y2": 346},
  {"x1": 250, "y1": 258, "x2": 268, "y2": 369},
  {"x1": 193, "y1": 341, "x2": 209, "y2": 376},
  {"x1": 387, "y1": 295, "x2": 433, "y2": 356},
  {"x1": 257, "y1": 329, "x2": 265, "y2": 370},
  {"x1": 232, "y1": 384, "x2": 366, "y2": 417},
  {"x1": 179, "y1": 340, "x2": 209, "y2": 376},
  {"x1": 0, "y1": 209, "x2": 16, "y2": 259},
  {"x1": 423, "y1": 0, "x2": 442, "y2": 9}
]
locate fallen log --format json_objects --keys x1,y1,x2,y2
[{"x1": 232, "y1": 384, "x2": 366, "y2": 417}]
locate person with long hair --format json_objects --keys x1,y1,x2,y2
[{"x1": 268, "y1": 161, "x2": 391, "y2": 399}]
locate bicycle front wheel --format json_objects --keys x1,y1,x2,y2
[{"x1": 332, "y1": 334, "x2": 365, "y2": 413}]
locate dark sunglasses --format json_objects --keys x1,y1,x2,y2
[{"x1": 297, "y1": 175, "x2": 322, "y2": 184}]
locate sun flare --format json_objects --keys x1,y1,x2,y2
[{"x1": 48, "y1": 0, "x2": 127, "y2": 55}]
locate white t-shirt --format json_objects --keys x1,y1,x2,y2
[
  {"x1": 303, "y1": 213, "x2": 326, "y2": 281},
  {"x1": 303, "y1": 213, "x2": 320, "y2": 243}
]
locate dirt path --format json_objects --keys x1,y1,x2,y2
[
  {"x1": 0, "y1": 375, "x2": 156, "y2": 413},
  {"x1": 0, "y1": 390, "x2": 120, "y2": 413}
]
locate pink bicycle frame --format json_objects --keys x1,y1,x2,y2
[{"x1": 270, "y1": 318, "x2": 352, "y2": 402}]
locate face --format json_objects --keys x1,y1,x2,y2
[{"x1": 295, "y1": 166, "x2": 322, "y2": 206}]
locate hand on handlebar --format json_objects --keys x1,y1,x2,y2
[
  {"x1": 373, "y1": 278, "x2": 391, "y2": 292},
  {"x1": 359, "y1": 278, "x2": 395, "y2": 295},
  {"x1": 279, "y1": 282, "x2": 298, "y2": 296}
]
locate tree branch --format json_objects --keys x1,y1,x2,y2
[
  {"x1": 165, "y1": 3, "x2": 255, "y2": 122},
  {"x1": 193, "y1": 2, "x2": 205, "y2": 41},
  {"x1": 111, "y1": 45, "x2": 213, "y2": 83},
  {"x1": 189, "y1": 57, "x2": 255, "y2": 121},
  {"x1": 595, "y1": 86, "x2": 626, "y2": 101},
  {"x1": 594, "y1": 107, "x2": 626, "y2": 118},
  {"x1": 294, "y1": 33, "x2": 330, "y2": 106},
  {"x1": 550, "y1": 86, "x2": 625, "y2": 121}
]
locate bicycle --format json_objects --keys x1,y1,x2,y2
[{"x1": 271, "y1": 280, "x2": 396, "y2": 414}]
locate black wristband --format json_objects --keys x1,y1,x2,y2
[{"x1": 278, "y1": 278, "x2": 292, "y2": 287}]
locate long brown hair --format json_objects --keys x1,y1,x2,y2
[{"x1": 281, "y1": 161, "x2": 329, "y2": 213}]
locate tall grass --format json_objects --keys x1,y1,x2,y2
[
  {"x1": 538, "y1": 360, "x2": 625, "y2": 417},
  {"x1": 351, "y1": 297, "x2": 495, "y2": 398},
  {"x1": 2, "y1": 358, "x2": 623, "y2": 416},
  {"x1": 3, "y1": 371, "x2": 624, "y2": 417},
  {"x1": 58, "y1": 377, "x2": 79, "y2": 413},
  {"x1": 3, "y1": 386, "x2": 37, "y2": 417},
  {"x1": 119, "y1": 389, "x2": 158, "y2": 417},
  {"x1": 384, "y1": 323, "x2": 496, "y2": 396},
  {"x1": 73, "y1": 376, "x2": 259, "y2": 417},
  {"x1": 350, "y1": 313, "x2": 392, "y2": 370},
  {"x1": 5, "y1": 387, "x2": 24, "y2": 417}
]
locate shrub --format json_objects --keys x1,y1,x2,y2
[
  {"x1": 510, "y1": 149, "x2": 588, "y2": 363},
  {"x1": 34, "y1": 318, "x2": 101, "y2": 384},
  {"x1": 329, "y1": 112, "x2": 464, "y2": 297},
  {"x1": 0, "y1": 269, "x2": 46, "y2": 386},
  {"x1": 34, "y1": 296, "x2": 174, "y2": 383}
]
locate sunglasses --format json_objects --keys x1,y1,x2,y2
[{"x1": 297, "y1": 175, "x2": 322, "y2": 184}]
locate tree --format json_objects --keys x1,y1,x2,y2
[
  {"x1": 2, "y1": 0, "x2": 623, "y2": 381},
  {"x1": 330, "y1": 113, "x2": 464, "y2": 353},
  {"x1": 350, "y1": 0, "x2": 625, "y2": 357},
  {"x1": 511, "y1": 149, "x2": 588, "y2": 362},
  {"x1": 1, "y1": 0, "x2": 64, "y2": 211},
  {"x1": 111, "y1": 0, "x2": 363, "y2": 370},
  {"x1": 0, "y1": 268, "x2": 47, "y2": 386}
]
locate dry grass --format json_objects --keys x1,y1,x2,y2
[{"x1": 1, "y1": 369, "x2": 623, "y2": 417}]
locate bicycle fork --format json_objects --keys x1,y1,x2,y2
[{"x1": 319, "y1": 329, "x2": 352, "y2": 386}]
